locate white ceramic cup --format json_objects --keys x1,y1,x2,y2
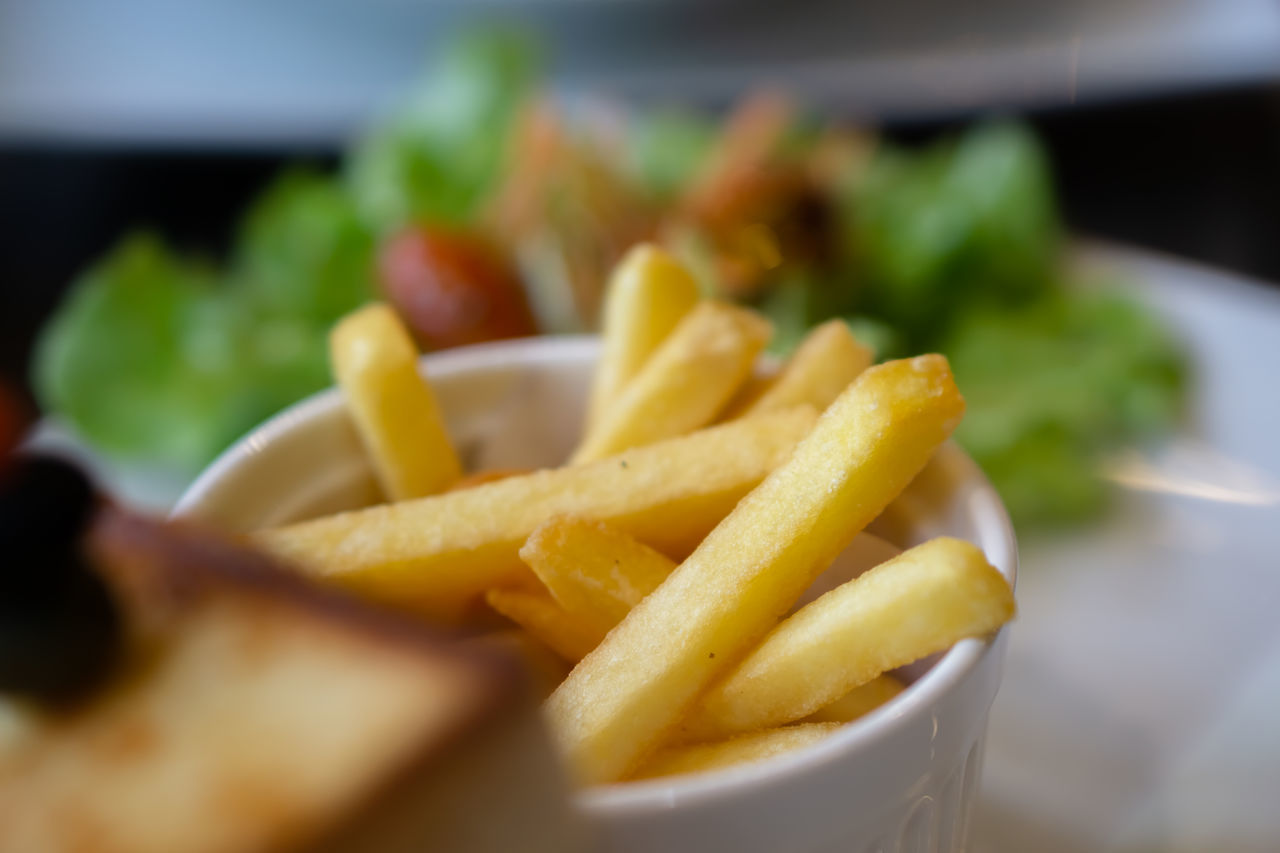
[{"x1": 174, "y1": 336, "x2": 1017, "y2": 853}]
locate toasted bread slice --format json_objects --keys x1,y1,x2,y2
[{"x1": 0, "y1": 510, "x2": 588, "y2": 853}]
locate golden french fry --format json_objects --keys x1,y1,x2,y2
[
  {"x1": 254, "y1": 407, "x2": 816, "y2": 626},
  {"x1": 571, "y1": 302, "x2": 772, "y2": 464},
  {"x1": 800, "y1": 675, "x2": 905, "y2": 725},
  {"x1": 520, "y1": 517, "x2": 677, "y2": 631},
  {"x1": 485, "y1": 589, "x2": 601, "y2": 663},
  {"x1": 587, "y1": 244, "x2": 701, "y2": 429},
  {"x1": 682, "y1": 538, "x2": 1014, "y2": 739},
  {"x1": 630, "y1": 723, "x2": 841, "y2": 781},
  {"x1": 546, "y1": 355, "x2": 965, "y2": 783},
  {"x1": 725, "y1": 319, "x2": 874, "y2": 419},
  {"x1": 330, "y1": 303, "x2": 462, "y2": 500}
]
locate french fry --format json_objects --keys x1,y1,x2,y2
[
  {"x1": 253, "y1": 407, "x2": 816, "y2": 626},
  {"x1": 484, "y1": 590, "x2": 601, "y2": 664},
  {"x1": 681, "y1": 538, "x2": 1014, "y2": 740},
  {"x1": 571, "y1": 302, "x2": 772, "y2": 464},
  {"x1": 545, "y1": 355, "x2": 966, "y2": 783},
  {"x1": 330, "y1": 303, "x2": 462, "y2": 500},
  {"x1": 800, "y1": 675, "x2": 905, "y2": 725},
  {"x1": 630, "y1": 723, "x2": 841, "y2": 781},
  {"x1": 724, "y1": 320, "x2": 874, "y2": 419},
  {"x1": 520, "y1": 517, "x2": 677, "y2": 632},
  {"x1": 586, "y1": 244, "x2": 701, "y2": 429}
]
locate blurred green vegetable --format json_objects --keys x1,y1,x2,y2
[
  {"x1": 34, "y1": 31, "x2": 1188, "y2": 528},
  {"x1": 33, "y1": 31, "x2": 540, "y2": 474},
  {"x1": 629, "y1": 110, "x2": 717, "y2": 202},
  {"x1": 347, "y1": 30, "x2": 540, "y2": 232},
  {"x1": 233, "y1": 170, "x2": 376, "y2": 327},
  {"x1": 757, "y1": 272, "x2": 826, "y2": 356},
  {"x1": 223, "y1": 170, "x2": 378, "y2": 427},
  {"x1": 846, "y1": 121, "x2": 1059, "y2": 347},
  {"x1": 35, "y1": 236, "x2": 243, "y2": 468},
  {"x1": 36, "y1": 171, "x2": 377, "y2": 472},
  {"x1": 779, "y1": 121, "x2": 1185, "y2": 526},
  {"x1": 946, "y1": 291, "x2": 1186, "y2": 525}
]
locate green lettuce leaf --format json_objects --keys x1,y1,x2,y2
[
  {"x1": 34, "y1": 236, "x2": 244, "y2": 468},
  {"x1": 849, "y1": 120, "x2": 1060, "y2": 346},
  {"x1": 346, "y1": 30, "x2": 541, "y2": 231},
  {"x1": 34, "y1": 172, "x2": 379, "y2": 472},
  {"x1": 232, "y1": 169, "x2": 376, "y2": 327},
  {"x1": 628, "y1": 109, "x2": 717, "y2": 202},
  {"x1": 946, "y1": 289, "x2": 1187, "y2": 526},
  {"x1": 223, "y1": 169, "x2": 378, "y2": 430}
]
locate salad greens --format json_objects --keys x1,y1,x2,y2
[
  {"x1": 944, "y1": 292, "x2": 1186, "y2": 525},
  {"x1": 35, "y1": 32, "x2": 533, "y2": 473},
  {"x1": 34, "y1": 29, "x2": 1187, "y2": 528},
  {"x1": 346, "y1": 31, "x2": 540, "y2": 232},
  {"x1": 35, "y1": 172, "x2": 378, "y2": 469},
  {"x1": 757, "y1": 121, "x2": 1185, "y2": 526},
  {"x1": 35, "y1": 235, "x2": 244, "y2": 468},
  {"x1": 853, "y1": 123, "x2": 1182, "y2": 526},
  {"x1": 233, "y1": 170, "x2": 376, "y2": 328},
  {"x1": 850, "y1": 121, "x2": 1058, "y2": 346},
  {"x1": 629, "y1": 110, "x2": 720, "y2": 203}
]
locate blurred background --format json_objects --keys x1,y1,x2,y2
[
  {"x1": 3, "y1": 0, "x2": 1280, "y2": 404},
  {"x1": 3, "y1": 3, "x2": 1280, "y2": 852}
]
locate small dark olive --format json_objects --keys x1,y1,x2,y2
[
  {"x1": 0, "y1": 455, "x2": 120, "y2": 703},
  {"x1": 0, "y1": 551, "x2": 121, "y2": 703},
  {"x1": 0, "y1": 454, "x2": 97, "y2": 558}
]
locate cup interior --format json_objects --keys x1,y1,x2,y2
[{"x1": 174, "y1": 336, "x2": 1017, "y2": 813}]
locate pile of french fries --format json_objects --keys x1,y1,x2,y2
[{"x1": 254, "y1": 244, "x2": 1016, "y2": 785}]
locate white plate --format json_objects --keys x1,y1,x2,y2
[
  {"x1": 974, "y1": 242, "x2": 1280, "y2": 853},
  {"x1": 31, "y1": 242, "x2": 1280, "y2": 851}
]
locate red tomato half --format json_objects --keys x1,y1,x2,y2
[{"x1": 378, "y1": 226, "x2": 537, "y2": 351}]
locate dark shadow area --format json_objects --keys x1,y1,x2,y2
[{"x1": 0, "y1": 147, "x2": 337, "y2": 406}]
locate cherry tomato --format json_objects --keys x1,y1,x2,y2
[{"x1": 378, "y1": 226, "x2": 537, "y2": 351}]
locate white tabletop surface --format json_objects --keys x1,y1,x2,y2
[{"x1": 974, "y1": 244, "x2": 1280, "y2": 853}]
